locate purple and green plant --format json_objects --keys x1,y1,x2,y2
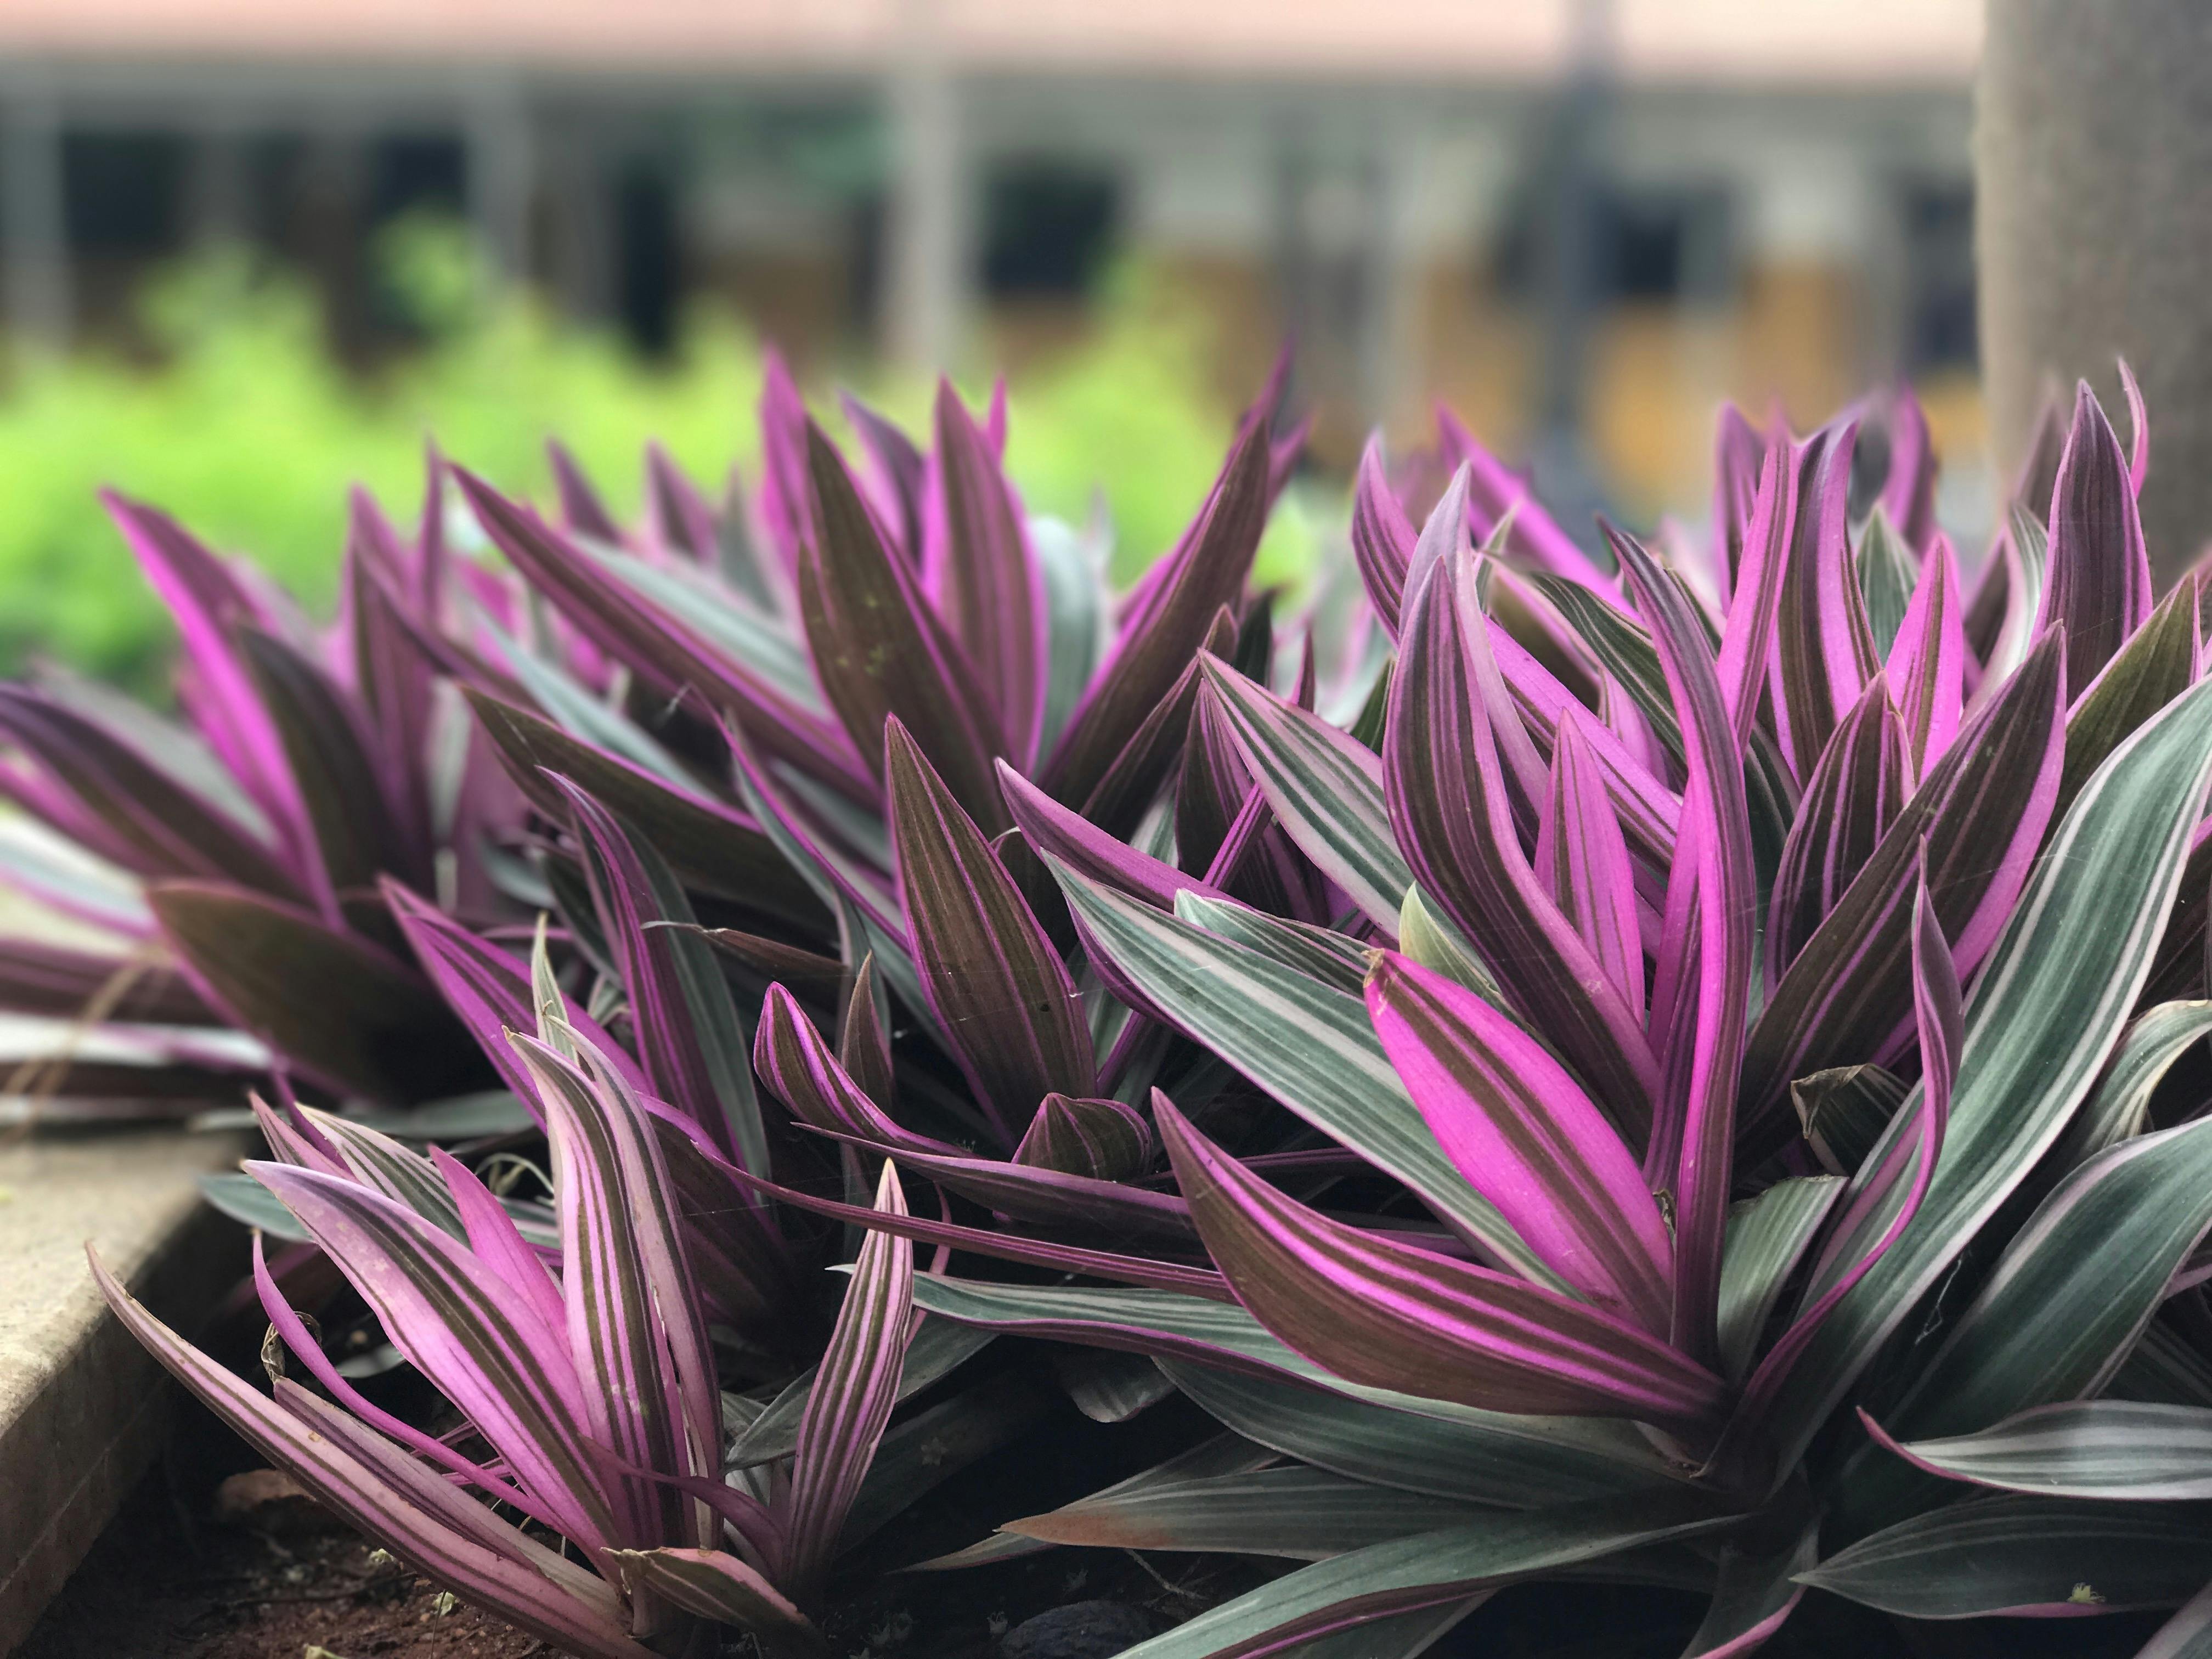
[{"x1": 19, "y1": 343, "x2": 2212, "y2": 1657}]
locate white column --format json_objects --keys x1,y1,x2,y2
[
  {"x1": 3, "y1": 83, "x2": 71, "y2": 347},
  {"x1": 884, "y1": 0, "x2": 964, "y2": 369}
]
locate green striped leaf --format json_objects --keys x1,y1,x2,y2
[
  {"x1": 784, "y1": 1164, "x2": 915, "y2": 1599},
  {"x1": 889, "y1": 719, "x2": 1093, "y2": 1145},
  {"x1": 1797, "y1": 1495, "x2": 2212, "y2": 1618},
  {"x1": 1004, "y1": 1464, "x2": 1489, "y2": 1561},
  {"x1": 1158, "y1": 1358, "x2": 1678, "y2": 1508},
  {"x1": 1051, "y1": 860, "x2": 1553, "y2": 1284},
  {"x1": 2056, "y1": 571, "x2": 2202, "y2": 827},
  {"x1": 1790, "y1": 1064, "x2": 1906, "y2": 1178},
  {"x1": 1199, "y1": 656, "x2": 1414, "y2": 932},
  {"x1": 1175, "y1": 891, "x2": 1370, "y2": 996},
  {"x1": 1764, "y1": 676, "x2": 2212, "y2": 1477},
  {"x1": 1838, "y1": 1117, "x2": 2212, "y2": 1533},
  {"x1": 1715, "y1": 1177, "x2": 1843, "y2": 1382},
  {"x1": 1396, "y1": 884, "x2": 1511, "y2": 1012},
  {"x1": 2052, "y1": 1000, "x2": 2212, "y2": 1173},
  {"x1": 1106, "y1": 1492, "x2": 1734, "y2": 1659},
  {"x1": 1877, "y1": 1400, "x2": 2212, "y2": 1500},
  {"x1": 1854, "y1": 508, "x2": 1918, "y2": 658},
  {"x1": 1156, "y1": 1100, "x2": 1729, "y2": 1431}
]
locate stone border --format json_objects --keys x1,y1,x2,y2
[{"x1": 0, "y1": 1131, "x2": 247, "y2": 1652}]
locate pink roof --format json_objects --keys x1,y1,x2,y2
[{"x1": 2, "y1": 0, "x2": 1978, "y2": 84}]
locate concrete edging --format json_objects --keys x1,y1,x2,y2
[{"x1": 0, "y1": 1131, "x2": 247, "y2": 1654}]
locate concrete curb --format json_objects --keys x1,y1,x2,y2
[{"x1": 0, "y1": 1131, "x2": 247, "y2": 1654}]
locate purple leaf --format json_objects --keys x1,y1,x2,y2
[
  {"x1": 1365, "y1": 951, "x2": 1672, "y2": 1333},
  {"x1": 1730, "y1": 859, "x2": 1958, "y2": 1437},
  {"x1": 464, "y1": 690, "x2": 824, "y2": 929},
  {"x1": 998, "y1": 759, "x2": 1229, "y2": 913},
  {"x1": 1043, "y1": 422, "x2": 1270, "y2": 811},
  {"x1": 151, "y1": 881, "x2": 479, "y2": 1104},
  {"x1": 644, "y1": 442, "x2": 718, "y2": 563},
  {"x1": 829, "y1": 1129, "x2": 1199, "y2": 1244},
  {"x1": 550, "y1": 775, "x2": 769, "y2": 1171},
  {"x1": 1711, "y1": 404, "x2": 1765, "y2": 602},
  {"x1": 609, "y1": 1549, "x2": 823, "y2": 1649},
  {"x1": 1605, "y1": 523, "x2": 1754, "y2": 1366},
  {"x1": 839, "y1": 390, "x2": 928, "y2": 567},
  {"x1": 1737, "y1": 630, "x2": 2066, "y2": 1140},
  {"x1": 1770, "y1": 420, "x2": 1882, "y2": 778},
  {"x1": 888, "y1": 720, "x2": 1094, "y2": 1145},
  {"x1": 1532, "y1": 709, "x2": 1645, "y2": 1014},
  {"x1": 510, "y1": 1030, "x2": 723, "y2": 1553},
  {"x1": 754, "y1": 982, "x2": 964, "y2": 1158},
  {"x1": 1434, "y1": 407, "x2": 1617, "y2": 598},
  {"x1": 452, "y1": 466, "x2": 868, "y2": 802},
  {"x1": 1713, "y1": 440, "x2": 1790, "y2": 751},
  {"x1": 1156, "y1": 1097, "x2": 1728, "y2": 1432},
  {"x1": 0, "y1": 686, "x2": 302, "y2": 900},
  {"x1": 932, "y1": 380, "x2": 1049, "y2": 768},
  {"x1": 383, "y1": 878, "x2": 644, "y2": 1115},
  {"x1": 785, "y1": 1163, "x2": 916, "y2": 1599},
  {"x1": 100, "y1": 491, "x2": 328, "y2": 903},
  {"x1": 1878, "y1": 386, "x2": 1938, "y2": 554},
  {"x1": 1075, "y1": 606, "x2": 1240, "y2": 843},
  {"x1": 238, "y1": 625, "x2": 430, "y2": 900},
  {"x1": 1350, "y1": 435, "x2": 1418, "y2": 636},
  {"x1": 714, "y1": 1148, "x2": 1231, "y2": 1299},
  {"x1": 1887, "y1": 533, "x2": 1968, "y2": 773},
  {"x1": 754, "y1": 348, "x2": 814, "y2": 578},
  {"x1": 249, "y1": 1160, "x2": 618, "y2": 1553},
  {"x1": 1385, "y1": 551, "x2": 1661, "y2": 1143},
  {"x1": 797, "y1": 421, "x2": 1009, "y2": 831},
  {"x1": 91, "y1": 1251, "x2": 654, "y2": 1659},
  {"x1": 548, "y1": 439, "x2": 623, "y2": 545},
  {"x1": 2036, "y1": 380, "x2": 2155, "y2": 693},
  {"x1": 1012, "y1": 1093, "x2": 1154, "y2": 1182},
  {"x1": 1767, "y1": 674, "x2": 1909, "y2": 985},
  {"x1": 0, "y1": 936, "x2": 212, "y2": 1024}
]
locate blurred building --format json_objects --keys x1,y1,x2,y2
[{"x1": 0, "y1": 0, "x2": 1979, "y2": 514}]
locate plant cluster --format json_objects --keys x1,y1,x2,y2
[{"x1": 11, "y1": 347, "x2": 2212, "y2": 1658}]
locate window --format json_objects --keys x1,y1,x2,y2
[
  {"x1": 64, "y1": 133, "x2": 185, "y2": 253},
  {"x1": 617, "y1": 166, "x2": 679, "y2": 354},
  {"x1": 981, "y1": 161, "x2": 1118, "y2": 298},
  {"x1": 1902, "y1": 180, "x2": 1975, "y2": 371}
]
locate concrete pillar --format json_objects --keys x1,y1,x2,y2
[
  {"x1": 466, "y1": 82, "x2": 535, "y2": 287},
  {"x1": 2, "y1": 84, "x2": 71, "y2": 348},
  {"x1": 1978, "y1": 0, "x2": 2212, "y2": 577},
  {"x1": 883, "y1": 0, "x2": 964, "y2": 369}
]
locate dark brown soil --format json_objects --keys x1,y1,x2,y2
[{"x1": 19, "y1": 1476, "x2": 545, "y2": 1658}]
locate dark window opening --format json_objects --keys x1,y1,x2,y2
[
  {"x1": 982, "y1": 162, "x2": 1118, "y2": 297},
  {"x1": 1492, "y1": 182, "x2": 1732, "y2": 306},
  {"x1": 369, "y1": 134, "x2": 466, "y2": 226},
  {"x1": 64, "y1": 133, "x2": 186, "y2": 253},
  {"x1": 617, "y1": 166, "x2": 679, "y2": 354},
  {"x1": 1903, "y1": 180, "x2": 1976, "y2": 371},
  {"x1": 1594, "y1": 187, "x2": 1733, "y2": 303}
]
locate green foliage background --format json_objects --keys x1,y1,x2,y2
[{"x1": 0, "y1": 226, "x2": 1316, "y2": 691}]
